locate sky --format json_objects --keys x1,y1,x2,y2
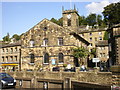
[{"x1": 0, "y1": 0, "x2": 120, "y2": 40}]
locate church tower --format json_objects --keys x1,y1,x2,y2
[{"x1": 62, "y1": 6, "x2": 79, "y2": 32}]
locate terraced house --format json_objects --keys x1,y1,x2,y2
[
  {"x1": 0, "y1": 41, "x2": 21, "y2": 71},
  {"x1": 20, "y1": 9, "x2": 90, "y2": 71}
]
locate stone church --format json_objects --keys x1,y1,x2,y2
[{"x1": 20, "y1": 9, "x2": 90, "y2": 71}]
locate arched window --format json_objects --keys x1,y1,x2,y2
[
  {"x1": 58, "y1": 53, "x2": 64, "y2": 63},
  {"x1": 30, "y1": 54, "x2": 35, "y2": 63},
  {"x1": 44, "y1": 53, "x2": 49, "y2": 64},
  {"x1": 30, "y1": 39, "x2": 34, "y2": 47}
]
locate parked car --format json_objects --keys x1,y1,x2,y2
[
  {"x1": 0, "y1": 73, "x2": 16, "y2": 88},
  {"x1": 52, "y1": 67, "x2": 60, "y2": 71},
  {"x1": 64, "y1": 67, "x2": 76, "y2": 72}
]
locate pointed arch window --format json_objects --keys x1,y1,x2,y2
[
  {"x1": 58, "y1": 53, "x2": 64, "y2": 63},
  {"x1": 30, "y1": 54, "x2": 35, "y2": 63},
  {"x1": 44, "y1": 53, "x2": 49, "y2": 64}
]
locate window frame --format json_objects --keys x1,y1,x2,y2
[
  {"x1": 58, "y1": 37, "x2": 63, "y2": 46},
  {"x1": 89, "y1": 32, "x2": 92, "y2": 36},
  {"x1": 2, "y1": 57, "x2": 4, "y2": 62},
  {"x1": 43, "y1": 53, "x2": 49, "y2": 64},
  {"x1": 90, "y1": 37, "x2": 92, "y2": 41},
  {"x1": 30, "y1": 54, "x2": 35, "y2": 63},
  {"x1": 98, "y1": 32, "x2": 102, "y2": 35},
  {"x1": 43, "y1": 38, "x2": 48, "y2": 46},
  {"x1": 99, "y1": 37, "x2": 102, "y2": 40},
  {"x1": 58, "y1": 53, "x2": 64, "y2": 64},
  {"x1": 67, "y1": 19, "x2": 71, "y2": 26},
  {"x1": 30, "y1": 39, "x2": 35, "y2": 47}
]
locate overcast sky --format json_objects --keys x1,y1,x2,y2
[{"x1": 0, "y1": 0, "x2": 120, "y2": 40}]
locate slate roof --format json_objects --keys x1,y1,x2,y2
[{"x1": 0, "y1": 41, "x2": 21, "y2": 48}]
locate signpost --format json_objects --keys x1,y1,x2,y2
[{"x1": 92, "y1": 58, "x2": 100, "y2": 67}]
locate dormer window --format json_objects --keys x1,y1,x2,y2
[
  {"x1": 30, "y1": 39, "x2": 34, "y2": 47},
  {"x1": 43, "y1": 38, "x2": 48, "y2": 46}
]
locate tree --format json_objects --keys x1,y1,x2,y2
[
  {"x1": 102, "y1": 2, "x2": 120, "y2": 26},
  {"x1": 50, "y1": 18, "x2": 58, "y2": 24},
  {"x1": 103, "y1": 31, "x2": 109, "y2": 40},
  {"x1": 57, "y1": 17, "x2": 63, "y2": 26},
  {"x1": 97, "y1": 14, "x2": 103, "y2": 26},
  {"x1": 78, "y1": 16, "x2": 87, "y2": 25},
  {"x1": 3, "y1": 33, "x2": 10, "y2": 42},
  {"x1": 86, "y1": 13, "x2": 97, "y2": 26},
  {"x1": 72, "y1": 47, "x2": 89, "y2": 65},
  {"x1": 90, "y1": 48, "x2": 96, "y2": 58},
  {"x1": 12, "y1": 34, "x2": 20, "y2": 41}
]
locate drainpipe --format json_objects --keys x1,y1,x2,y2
[{"x1": 19, "y1": 48, "x2": 21, "y2": 71}]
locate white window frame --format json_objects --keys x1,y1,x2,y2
[
  {"x1": 30, "y1": 40, "x2": 34, "y2": 47},
  {"x1": 43, "y1": 38, "x2": 48, "y2": 46},
  {"x1": 58, "y1": 37, "x2": 63, "y2": 46}
]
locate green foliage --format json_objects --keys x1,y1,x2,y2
[
  {"x1": 97, "y1": 14, "x2": 103, "y2": 26},
  {"x1": 103, "y1": 31, "x2": 109, "y2": 40},
  {"x1": 90, "y1": 48, "x2": 96, "y2": 58},
  {"x1": 102, "y1": 2, "x2": 120, "y2": 26},
  {"x1": 50, "y1": 17, "x2": 63, "y2": 26},
  {"x1": 50, "y1": 18, "x2": 58, "y2": 24},
  {"x1": 72, "y1": 47, "x2": 89, "y2": 59},
  {"x1": 12, "y1": 34, "x2": 20, "y2": 41},
  {"x1": 57, "y1": 17, "x2": 63, "y2": 26},
  {"x1": 78, "y1": 16, "x2": 87, "y2": 25},
  {"x1": 63, "y1": 64, "x2": 67, "y2": 67},
  {"x1": 3, "y1": 33, "x2": 10, "y2": 42},
  {"x1": 86, "y1": 13, "x2": 96, "y2": 26}
]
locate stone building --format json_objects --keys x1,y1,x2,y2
[
  {"x1": 20, "y1": 9, "x2": 90, "y2": 71},
  {"x1": 79, "y1": 27, "x2": 107, "y2": 52},
  {"x1": 0, "y1": 41, "x2": 21, "y2": 71},
  {"x1": 95, "y1": 40, "x2": 109, "y2": 70},
  {"x1": 107, "y1": 24, "x2": 120, "y2": 66},
  {"x1": 96, "y1": 40, "x2": 109, "y2": 62},
  {"x1": 107, "y1": 24, "x2": 120, "y2": 86}
]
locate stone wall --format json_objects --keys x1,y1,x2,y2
[{"x1": 7, "y1": 71, "x2": 112, "y2": 86}]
